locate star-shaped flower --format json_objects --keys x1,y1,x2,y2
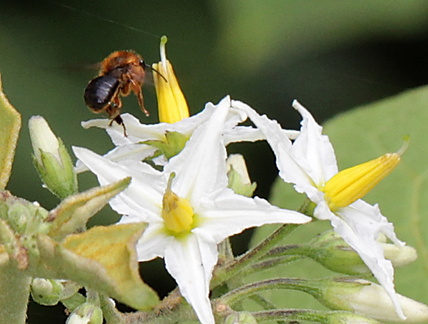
[
  {"x1": 76, "y1": 100, "x2": 270, "y2": 172},
  {"x1": 73, "y1": 97, "x2": 311, "y2": 324},
  {"x1": 233, "y1": 99, "x2": 406, "y2": 319}
]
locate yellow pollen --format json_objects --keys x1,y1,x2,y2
[
  {"x1": 152, "y1": 36, "x2": 190, "y2": 124},
  {"x1": 162, "y1": 174, "x2": 194, "y2": 234},
  {"x1": 323, "y1": 153, "x2": 401, "y2": 211}
]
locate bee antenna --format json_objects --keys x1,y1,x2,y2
[{"x1": 145, "y1": 63, "x2": 168, "y2": 83}]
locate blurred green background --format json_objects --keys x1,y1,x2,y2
[{"x1": 2, "y1": 0, "x2": 428, "y2": 322}]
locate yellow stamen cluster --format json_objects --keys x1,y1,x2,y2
[
  {"x1": 152, "y1": 36, "x2": 190, "y2": 124},
  {"x1": 323, "y1": 152, "x2": 401, "y2": 211},
  {"x1": 162, "y1": 174, "x2": 194, "y2": 234}
]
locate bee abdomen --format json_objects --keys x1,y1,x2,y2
[{"x1": 84, "y1": 75, "x2": 120, "y2": 111}]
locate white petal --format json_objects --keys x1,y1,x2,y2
[
  {"x1": 81, "y1": 118, "x2": 110, "y2": 130},
  {"x1": 196, "y1": 189, "x2": 311, "y2": 243},
  {"x1": 75, "y1": 144, "x2": 157, "y2": 173},
  {"x1": 73, "y1": 147, "x2": 164, "y2": 219},
  {"x1": 224, "y1": 126, "x2": 265, "y2": 144},
  {"x1": 331, "y1": 203, "x2": 405, "y2": 319},
  {"x1": 165, "y1": 97, "x2": 230, "y2": 202},
  {"x1": 164, "y1": 235, "x2": 217, "y2": 324},
  {"x1": 102, "y1": 144, "x2": 157, "y2": 164},
  {"x1": 231, "y1": 101, "x2": 316, "y2": 196},
  {"x1": 291, "y1": 100, "x2": 338, "y2": 185},
  {"x1": 350, "y1": 200, "x2": 405, "y2": 247},
  {"x1": 133, "y1": 224, "x2": 173, "y2": 261}
]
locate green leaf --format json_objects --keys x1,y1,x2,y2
[
  {"x1": 38, "y1": 223, "x2": 159, "y2": 311},
  {"x1": 0, "y1": 75, "x2": 21, "y2": 190},
  {"x1": 214, "y1": 1, "x2": 428, "y2": 74},
  {"x1": 47, "y1": 177, "x2": 131, "y2": 240},
  {"x1": 252, "y1": 86, "x2": 428, "y2": 317}
]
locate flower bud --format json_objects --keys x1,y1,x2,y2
[
  {"x1": 0, "y1": 191, "x2": 49, "y2": 235},
  {"x1": 226, "y1": 154, "x2": 257, "y2": 197},
  {"x1": 306, "y1": 231, "x2": 417, "y2": 274},
  {"x1": 29, "y1": 116, "x2": 77, "y2": 199},
  {"x1": 321, "y1": 279, "x2": 428, "y2": 322},
  {"x1": 381, "y1": 243, "x2": 417, "y2": 268},
  {"x1": 66, "y1": 303, "x2": 103, "y2": 324},
  {"x1": 30, "y1": 278, "x2": 63, "y2": 306},
  {"x1": 307, "y1": 231, "x2": 368, "y2": 275},
  {"x1": 224, "y1": 311, "x2": 257, "y2": 324}
]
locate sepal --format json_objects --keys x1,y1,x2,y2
[
  {"x1": 66, "y1": 302, "x2": 103, "y2": 324},
  {"x1": 226, "y1": 154, "x2": 257, "y2": 197},
  {"x1": 143, "y1": 131, "x2": 189, "y2": 161}
]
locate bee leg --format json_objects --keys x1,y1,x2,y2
[
  {"x1": 112, "y1": 115, "x2": 127, "y2": 137},
  {"x1": 137, "y1": 90, "x2": 149, "y2": 117},
  {"x1": 129, "y1": 79, "x2": 149, "y2": 117},
  {"x1": 106, "y1": 99, "x2": 127, "y2": 137}
]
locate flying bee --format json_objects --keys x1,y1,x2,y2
[{"x1": 84, "y1": 50, "x2": 165, "y2": 135}]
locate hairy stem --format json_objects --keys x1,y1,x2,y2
[{"x1": 0, "y1": 261, "x2": 31, "y2": 324}]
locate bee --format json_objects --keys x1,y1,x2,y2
[{"x1": 84, "y1": 50, "x2": 164, "y2": 135}]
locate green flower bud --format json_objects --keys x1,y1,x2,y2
[
  {"x1": 29, "y1": 116, "x2": 77, "y2": 199},
  {"x1": 306, "y1": 231, "x2": 417, "y2": 275},
  {"x1": 0, "y1": 191, "x2": 49, "y2": 235},
  {"x1": 66, "y1": 303, "x2": 103, "y2": 324},
  {"x1": 224, "y1": 311, "x2": 257, "y2": 324},
  {"x1": 30, "y1": 278, "x2": 63, "y2": 306},
  {"x1": 320, "y1": 279, "x2": 428, "y2": 322},
  {"x1": 226, "y1": 154, "x2": 257, "y2": 197},
  {"x1": 308, "y1": 231, "x2": 369, "y2": 275}
]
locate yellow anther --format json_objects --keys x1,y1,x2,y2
[
  {"x1": 152, "y1": 36, "x2": 190, "y2": 124},
  {"x1": 162, "y1": 173, "x2": 194, "y2": 234},
  {"x1": 323, "y1": 152, "x2": 401, "y2": 211}
]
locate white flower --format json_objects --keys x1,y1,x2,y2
[
  {"x1": 233, "y1": 99, "x2": 406, "y2": 319},
  {"x1": 73, "y1": 97, "x2": 311, "y2": 324},
  {"x1": 76, "y1": 98, "x2": 273, "y2": 172}
]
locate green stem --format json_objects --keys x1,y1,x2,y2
[
  {"x1": 0, "y1": 261, "x2": 31, "y2": 324},
  {"x1": 86, "y1": 289, "x2": 100, "y2": 306},
  {"x1": 251, "y1": 309, "x2": 333, "y2": 323},
  {"x1": 250, "y1": 255, "x2": 303, "y2": 271},
  {"x1": 219, "y1": 278, "x2": 320, "y2": 306},
  {"x1": 212, "y1": 224, "x2": 299, "y2": 287},
  {"x1": 99, "y1": 294, "x2": 126, "y2": 324},
  {"x1": 249, "y1": 295, "x2": 286, "y2": 324},
  {"x1": 252, "y1": 309, "x2": 381, "y2": 323}
]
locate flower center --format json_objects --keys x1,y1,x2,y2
[
  {"x1": 323, "y1": 152, "x2": 402, "y2": 211},
  {"x1": 162, "y1": 174, "x2": 195, "y2": 234}
]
